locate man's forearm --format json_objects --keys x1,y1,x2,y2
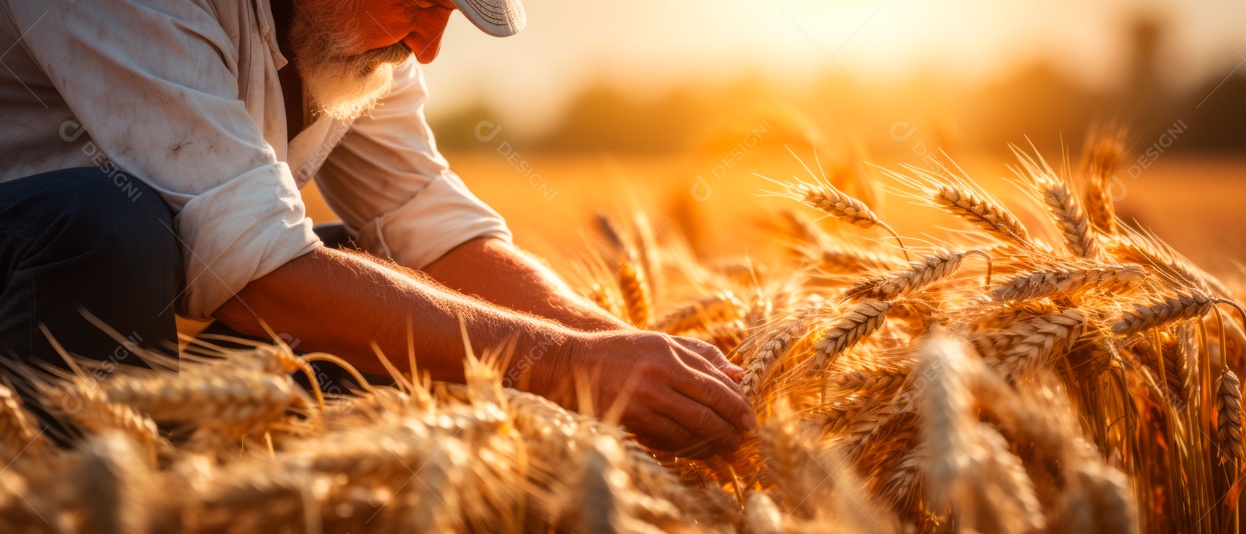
[
  {"x1": 213, "y1": 245, "x2": 758, "y2": 457},
  {"x1": 213, "y1": 247, "x2": 575, "y2": 384},
  {"x1": 423, "y1": 237, "x2": 630, "y2": 332}
]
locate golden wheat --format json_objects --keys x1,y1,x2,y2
[
  {"x1": 1082, "y1": 133, "x2": 1125, "y2": 235},
  {"x1": 1112, "y1": 290, "x2": 1216, "y2": 336},
  {"x1": 1216, "y1": 369, "x2": 1244, "y2": 466},
  {"x1": 616, "y1": 259, "x2": 653, "y2": 328},
  {"x1": 844, "y1": 249, "x2": 990, "y2": 301},
  {"x1": 810, "y1": 299, "x2": 894, "y2": 369},
  {"x1": 1013, "y1": 147, "x2": 1100, "y2": 259},
  {"x1": 932, "y1": 182, "x2": 1036, "y2": 249},
  {"x1": 4, "y1": 144, "x2": 1242, "y2": 534},
  {"x1": 991, "y1": 264, "x2": 1146, "y2": 302}
]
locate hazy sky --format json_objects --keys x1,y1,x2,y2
[{"x1": 421, "y1": 0, "x2": 1246, "y2": 135}]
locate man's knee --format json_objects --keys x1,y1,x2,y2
[{"x1": 11, "y1": 168, "x2": 180, "y2": 268}]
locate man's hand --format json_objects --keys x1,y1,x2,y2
[
  {"x1": 216, "y1": 247, "x2": 757, "y2": 458},
  {"x1": 529, "y1": 329, "x2": 757, "y2": 458}
]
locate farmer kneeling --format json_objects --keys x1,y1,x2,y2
[{"x1": 0, "y1": 0, "x2": 755, "y2": 457}]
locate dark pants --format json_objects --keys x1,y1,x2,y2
[
  {"x1": 0, "y1": 168, "x2": 371, "y2": 431},
  {"x1": 0, "y1": 168, "x2": 183, "y2": 372},
  {"x1": 0, "y1": 168, "x2": 181, "y2": 439}
]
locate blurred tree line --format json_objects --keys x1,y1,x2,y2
[{"x1": 432, "y1": 17, "x2": 1246, "y2": 156}]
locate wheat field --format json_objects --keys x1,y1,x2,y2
[{"x1": 2, "y1": 137, "x2": 1244, "y2": 533}]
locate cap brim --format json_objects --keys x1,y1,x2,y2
[{"x1": 452, "y1": 0, "x2": 526, "y2": 38}]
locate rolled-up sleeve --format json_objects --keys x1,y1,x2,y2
[
  {"x1": 316, "y1": 59, "x2": 511, "y2": 270},
  {"x1": 7, "y1": 0, "x2": 320, "y2": 320}
]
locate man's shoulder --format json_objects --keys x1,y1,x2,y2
[{"x1": 2, "y1": 0, "x2": 246, "y2": 39}]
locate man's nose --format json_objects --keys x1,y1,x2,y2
[
  {"x1": 405, "y1": 32, "x2": 444, "y2": 63},
  {"x1": 403, "y1": 8, "x2": 454, "y2": 64}
]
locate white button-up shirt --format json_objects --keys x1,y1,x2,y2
[{"x1": 0, "y1": 0, "x2": 512, "y2": 320}]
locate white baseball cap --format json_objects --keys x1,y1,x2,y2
[{"x1": 451, "y1": 0, "x2": 526, "y2": 37}]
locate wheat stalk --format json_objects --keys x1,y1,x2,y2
[
  {"x1": 777, "y1": 209, "x2": 830, "y2": 249},
  {"x1": 810, "y1": 299, "x2": 894, "y2": 369},
  {"x1": 1167, "y1": 326, "x2": 1195, "y2": 404},
  {"x1": 975, "y1": 427, "x2": 1047, "y2": 533},
  {"x1": 932, "y1": 183, "x2": 1036, "y2": 249},
  {"x1": 974, "y1": 309, "x2": 1087, "y2": 380},
  {"x1": 796, "y1": 181, "x2": 881, "y2": 230},
  {"x1": 1013, "y1": 147, "x2": 1100, "y2": 258},
  {"x1": 79, "y1": 432, "x2": 153, "y2": 534},
  {"x1": 1217, "y1": 369, "x2": 1244, "y2": 466},
  {"x1": 745, "y1": 492, "x2": 783, "y2": 534},
  {"x1": 742, "y1": 310, "x2": 818, "y2": 398},
  {"x1": 1041, "y1": 178, "x2": 1099, "y2": 258},
  {"x1": 38, "y1": 381, "x2": 166, "y2": 465},
  {"x1": 651, "y1": 291, "x2": 743, "y2": 334},
  {"x1": 802, "y1": 244, "x2": 898, "y2": 274},
  {"x1": 767, "y1": 175, "x2": 911, "y2": 261},
  {"x1": 1083, "y1": 134, "x2": 1124, "y2": 235},
  {"x1": 991, "y1": 264, "x2": 1145, "y2": 302},
  {"x1": 844, "y1": 249, "x2": 991, "y2": 301},
  {"x1": 587, "y1": 282, "x2": 622, "y2": 318},
  {"x1": 1111, "y1": 227, "x2": 1234, "y2": 298},
  {"x1": 0, "y1": 383, "x2": 48, "y2": 462},
  {"x1": 826, "y1": 366, "x2": 909, "y2": 397},
  {"x1": 617, "y1": 259, "x2": 652, "y2": 328},
  {"x1": 1111, "y1": 290, "x2": 1216, "y2": 336},
  {"x1": 883, "y1": 442, "x2": 927, "y2": 505},
  {"x1": 102, "y1": 369, "x2": 307, "y2": 436},
  {"x1": 880, "y1": 163, "x2": 1038, "y2": 250},
  {"x1": 1128, "y1": 331, "x2": 1192, "y2": 405}
]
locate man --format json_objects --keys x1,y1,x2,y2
[{"x1": 0, "y1": 0, "x2": 756, "y2": 456}]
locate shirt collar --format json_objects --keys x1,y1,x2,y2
[{"x1": 253, "y1": 0, "x2": 289, "y2": 70}]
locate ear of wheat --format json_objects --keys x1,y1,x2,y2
[
  {"x1": 844, "y1": 249, "x2": 990, "y2": 301},
  {"x1": 974, "y1": 309, "x2": 1087, "y2": 380},
  {"x1": 1111, "y1": 225, "x2": 1234, "y2": 298},
  {"x1": 0, "y1": 383, "x2": 48, "y2": 462},
  {"x1": 1217, "y1": 369, "x2": 1244, "y2": 466},
  {"x1": 991, "y1": 264, "x2": 1146, "y2": 302},
  {"x1": 882, "y1": 164, "x2": 1037, "y2": 250},
  {"x1": 741, "y1": 309, "x2": 817, "y2": 398},
  {"x1": 1012, "y1": 147, "x2": 1100, "y2": 259},
  {"x1": 650, "y1": 291, "x2": 743, "y2": 334},
  {"x1": 801, "y1": 244, "x2": 898, "y2": 274},
  {"x1": 765, "y1": 173, "x2": 911, "y2": 261},
  {"x1": 933, "y1": 183, "x2": 1036, "y2": 249},
  {"x1": 6, "y1": 143, "x2": 1241, "y2": 534},
  {"x1": 616, "y1": 258, "x2": 653, "y2": 328},
  {"x1": 1111, "y1": 290, "x2": 1216, "y2": 336},
  {"x1": 1082, "y1": 133, "x2": 1125, "y2": 235},
  {"x1": 810, "y1": 299, "x2": 894, "y2": 369}
]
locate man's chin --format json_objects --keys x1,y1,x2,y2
[{"x1": 305, "y1": 66, "x2": 396, "y2": 122}]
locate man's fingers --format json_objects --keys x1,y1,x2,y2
[
  {"x1": 676, "y1": 336, "x2": 746, "y2": 383},
  {"x1": 666, "y1": 339, "x2": 759, "y2": 435},
  {"x1": 718, "y1": 364, "x2": 745, "y2": 383},
  {"x1": 652, "y1": 393, "x2": 737, "y2": 455},
  {"x1": 622, "y1": 406, "x2": 718, "y2": 458},
  {"x1": 666, "y1": 364, "x2": 759, "y2": 438},
  {"x1": 670, "y1": 337, "x2": 742, "y2": 393}
]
